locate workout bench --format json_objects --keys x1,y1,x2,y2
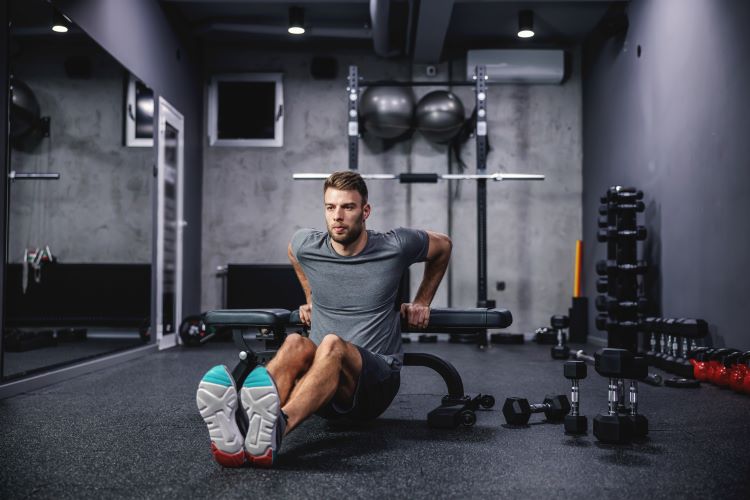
[{"x1": 203, "y1": 307, "x2": 513, "y2": 429}]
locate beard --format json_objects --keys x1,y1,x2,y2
[{"x1": 328, "y1": 219, "x2": 364, "y2": 246}]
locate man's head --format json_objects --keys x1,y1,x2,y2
[{"x1": 323, "y1": 171, "x2": 370, "y2": 246}]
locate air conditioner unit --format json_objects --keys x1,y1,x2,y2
[{"x1": 466, "y1": 49, "x2": 565, "y2": 84}]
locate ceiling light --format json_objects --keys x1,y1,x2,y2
[
  {"x1": 52, "y1": 11, "x2": 71, "y2": 33},
  {"x1": 288, "y1": 6, "x2": 305, "y2": 35},
  {"x1": 517, "y1": 10, "x2": 534, "y2": 39}
]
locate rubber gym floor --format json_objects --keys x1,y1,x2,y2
[{"x1": 1, "y1": 339, "x2": 748, "y2": 499}]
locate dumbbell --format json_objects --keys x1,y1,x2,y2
[
  {"x1": 601, "y1": 187, "x2": 643, "y2": 203},
  {"x1": 597, "y1": 226, "x2": 647, "y2": 242},
  {"x1": 593, "y1": 349, "x2": 634, "y2": 444},
  {"x1": 550, "y1": 315, "x2": 570, "y2": 360},
  {"x1": 599, "y1": 200, "x2": 645, "y2": 213},
  {"x1": 571, "y1": 349, "x2": 663, "y2": 386},
  {"x1": 596, "y1": 260, "x2": 648, "y2": 275},
  {"x1": 674, "y1": 336, "x2": 696, "y2": 378},
  {"x1": 596, "y1": 277, "x2": 609, "y2": 294},
  {"x1": 502, "y1": 395, "x2": 571, "y2": 426},
  {"x1": 595, "y1": 296, "x2": 648, "y2": 314},
  {"x1": 643, "y1": 318, "x2": 661, "y2": 365},
  {"x1": 564, "y1": 361, "x2": 587, "y2": 435},
  {"x1": 595, "y1": 315, "x2": 639, "y2": 333}
]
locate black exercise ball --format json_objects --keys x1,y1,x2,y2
[
  {"x1": 359, "y1": 84, "x2": 415, "y2": 140},
  {"x1": 415, "y1": 90, "x2": 465, "y2": 144},
  {"x1": 10, "y1": 78, "x2": 41, "y2": 140}
]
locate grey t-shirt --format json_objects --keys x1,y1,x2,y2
[{"x1": 290, "y1": 227, "x2": 429, "y2": 369}]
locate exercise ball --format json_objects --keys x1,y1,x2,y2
[
  {"x1": 359, "y1": 85, "x2": 415, "y2": 140},
  {"x1": 10, "y1": 78, "x2": 41, "y2": 140},
  {"x1": 415, "y1": 90, "x2": 465, "y2": 144}
]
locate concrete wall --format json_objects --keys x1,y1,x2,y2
[
  {"x1": 201, "y1": 47, "x2": 583, "y2": 335},
  {"x1": 8, "y1": 39, "x2": 151, "y2": 263},
  {"x1": 582, "y1": 0, "x2": 750, "y2": 349},
  {"x1": 53, "y1": 0, "x2": 204, "y2": 316}
]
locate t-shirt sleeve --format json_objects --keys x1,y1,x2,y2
[
  {"x1": 290, "y1": 228, "x2": 312, "y2": 260},
  {"x1": 393, "y1": 227, "x2": 430, "y2": 265}
]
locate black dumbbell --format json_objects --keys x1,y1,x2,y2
[
  {"x1": 597, "y1": 226, "x2": 647, "y2": 242},
  {"x1": 564, "y1": 361, "x2": 587, "y2": 435},
  {"x1": 593, "y1": 349, "x2": 634, "y2": 444},
  {"x1": 595, "y1": 315, "x2": 639, "y2": 333},
  {"x1": 602, "y1": 187, "x2": 643, "y2": 203},
  {"x1": 599, "y1": 200, "x2": 646, "y2": 213},
  {"x1": 596, "y1": 277, "x2": 609, "y2": 294},
  {"x1": 550, "y1": 315, "x2": 570, "y2": 360},
  {"x1": 595, "y1": 296, "x2": 648, "y2": 314},
  {"x1": 502, "y1": 395, "x2": 571, "y2": 426},
  {"x1": 596, "y1": 260, "x2": 648, "y2": 276}
]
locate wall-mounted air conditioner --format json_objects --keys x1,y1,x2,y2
[{"x1": 466, "y1": 49, "x2": 565, "y2": 84}]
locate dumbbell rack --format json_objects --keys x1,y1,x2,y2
[
  {"x1": 643, "y1": 317, "x2": 708, "y2": 378},
  {"x1": 595, "y1": 187, "x2": 648, "y2": 353}
]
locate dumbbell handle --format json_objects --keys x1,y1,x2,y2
[
  {"x1": 570, "y1": 380, "x2": 580, "y2": 417},
  {"x1": 528, "y1": 402, "x2": 553, "y2": 413},
  {"x1": 571, "y1": 349, "x2": 595, "y2": 364},
  {"x1": 607, "y1": 378, "x2": 619, "y2": 416}
]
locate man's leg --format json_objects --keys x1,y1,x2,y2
[
  {"x1": 239, "y1": 333, "x2": 318, "y2": 467},
  {"x1": 266, "y1": 333, "x2": 317, "y2": 405},
  {"x1": 281, "y1": 333, "x2": 363, "y2": 433}
]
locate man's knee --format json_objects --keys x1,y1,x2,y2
[
  {"x1": 317, "y1": 333, "x2": 347, "y2": 360},
  {"x1": 281, "y1": 333, "x2": 316, "y2": 363}
]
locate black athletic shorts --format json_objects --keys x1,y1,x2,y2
[{"x1": 316, "y1": 345, "x2": 401, "y2": 421}]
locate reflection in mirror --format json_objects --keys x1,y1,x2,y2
[{"x1": 3, "y1": 0, "x2": 154, "y2": 380}]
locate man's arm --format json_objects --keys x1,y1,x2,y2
[
  {"x1": 288, "y1": 243, "x2": 313, "y2": 326},
  {"x1": 401, "y1": 231, "x2": 452, "y2": 329}
]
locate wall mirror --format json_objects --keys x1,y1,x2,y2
[{"x1": 3, "y1": 0, "x2": 154, "y2": 381}]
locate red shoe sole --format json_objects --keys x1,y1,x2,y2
[
  {"x1": 246, "y1": 449, "x2": 274, "y2": 468},
  {"x1": 211, "y1": 442, "x2": 246, "y2": 467}
]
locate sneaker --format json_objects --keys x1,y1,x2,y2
[
  {"x1": 196, "y1": 365, "x2": 246, "y2": 467},
  {"x1": 240, "y1": 366, "x2": 285, "y2": 467}
]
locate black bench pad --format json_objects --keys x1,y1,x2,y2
[
  {"x1": 204, "y1": 309, "x2": 290, "y2": 328},
  {"x1": 207, "y1": 307, "x2": 512, "y2": 331}
]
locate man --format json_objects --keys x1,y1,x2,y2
[{"x1": 196, "y1": 171, "x2": 452, "y2": 468}]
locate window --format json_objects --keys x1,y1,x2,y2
[
  {"x1": 124, "y1": 74, "x2": 154, "y2": 147},
  {"x1": 207, "y1": 73, "x2": 284, "y2": 147}
]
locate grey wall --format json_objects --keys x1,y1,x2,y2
[
  {"x1": 201, "y1": 47, "x2": 583, "y2": 335},
  {"x1": 8, "y1": 40, "x2": 151, "y2": 263},
  {"x1": 582, "y1": 0, "x2": 750, "y2": 349},
  {"x1": 52, "y1": 0, "x2": 204, "y2": 315}
]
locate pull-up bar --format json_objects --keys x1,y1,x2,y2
[{"x1": 293, "y1": 173, "x2": 545, "y2": 182}]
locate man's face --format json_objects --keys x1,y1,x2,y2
[{"x1": 324, "y1": 188, "x2": 370, "y2": 246}]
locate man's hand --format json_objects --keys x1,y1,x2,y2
[
  {"x1": 400, "y1": 302, "x2": 430, "y2": 329},
  {"x1": 299, "y1": 303, "x2": 312, "y2": 327}
]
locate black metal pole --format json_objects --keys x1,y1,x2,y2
[
  {"x1": 474, "y1": 65, "x2": 493, "y2": 310},
  {"x1": 347, "y1": 65, "x2": 359, "y2": 170}
]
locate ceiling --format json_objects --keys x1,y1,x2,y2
[{"x1": 161, "y1": 0, "x2": 628, "y2": 62}]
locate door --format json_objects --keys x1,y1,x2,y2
[{"x1": 155, "y1": 97, "x2": 184, "y2": 350}]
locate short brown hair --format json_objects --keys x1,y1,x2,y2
[{"x1": 323, "y1": 171, "x2": 368, "y2": 205}]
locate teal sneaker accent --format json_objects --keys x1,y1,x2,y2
[
  {"x1": 243, "y1": 366, "x2": 273, "y2": 388},
  {"x1": 202, "y1": 365, "x2": 234, "y2": 387}
]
